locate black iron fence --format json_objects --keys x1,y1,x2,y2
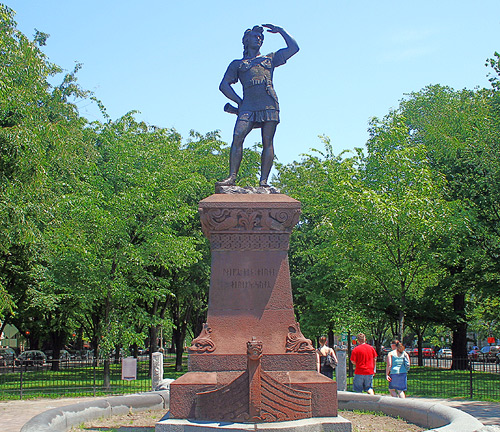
[
  {"x1": 0, "y1": 358, "x2": 152, "y2": 399},
  {"x1": 2, "y1": 355, "x2": 499, "y2": 402},
  {"x1": 347, "y1": 357, "x2": 500, "y2": 401}
]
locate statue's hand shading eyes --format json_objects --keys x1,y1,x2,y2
[{"x1": 262, "y1": 24, "x2": 281, "y2": 34}]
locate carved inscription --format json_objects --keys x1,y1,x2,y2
[
  {"x1": 223, "y1": 267, "x2": 276, "y2": 290},
  {"x1": 223, "y1": 268, "x2": 276, "y2": 277}
]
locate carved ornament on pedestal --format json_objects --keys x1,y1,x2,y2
[
  {"x1": 188, "y1": 323, "x2": 215, "y2": 354},
  {"x1": 199, "y1": 207, "x2": 301, "y2": 238},
  {"x1": 285, "y1": 322, "x2": 315, "y2": 353}
]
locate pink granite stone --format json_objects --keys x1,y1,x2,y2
[{"x1": 169, "y1": 193, "x2": 337, "y2": 422}]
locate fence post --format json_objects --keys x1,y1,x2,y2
[
  {"x1": 469, "y1": 358, "x2": 473, "y2": 399},
  {"x1": 19, "y1": 361, "x2": 23, "y2": 400},
  {"x1": 93, "y1": 358, "x2": 96, "y2": 397}
]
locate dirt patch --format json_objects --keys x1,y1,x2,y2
[
  {"x1": 70, "y1": 410, "x2": 425, "y2": 432},
  {"x1": 341, "y1": 411, "x2": 424, "y2": 432}
]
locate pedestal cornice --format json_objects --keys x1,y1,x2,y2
[{"x1": 198, "y1": 194, "x2": 301, "y2": 251}]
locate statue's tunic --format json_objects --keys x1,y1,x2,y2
[{"x1": 223, "y1": 50, "x2": 288, "y2": 127}]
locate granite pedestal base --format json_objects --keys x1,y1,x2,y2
[{"x1": 156, "y1": 415, "x2": 351, "y2": 432}]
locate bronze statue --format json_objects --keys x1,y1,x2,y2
[{"x1": 217, "y1": 24, "x2": 299, "y2": 187}]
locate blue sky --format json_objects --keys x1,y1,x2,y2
[{"x1": 7, "y1": 1, "x2": 500, "y2": 167}]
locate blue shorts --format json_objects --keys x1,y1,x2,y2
[{"x1": 353, "y1": 374, "x2": 374, "y2": 393}]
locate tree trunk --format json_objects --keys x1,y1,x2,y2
[
  {"x1": 75, "y1": 327, "x2": 84, "y2": 350},
  {"x1": 172, "y1": 326, "x2": 186, "y2": 372},
  {"x1": 398, "y1": 310, "x2": 405, "y2": 344},
  {"x1": 148, "y1": 325, "x2": 159, "y2": 375},
  {"x1": 417, "y1": 335, "x2": 423, "y2": 367},
  {"x1": 451, "y1": 293, "x2": 468, "y2": 370},
  {"x1": 328, "y1": 330, "x2": 334, "y2": 349},
  {"x1": 103, "y1": 358, "x2": 111, "y2": 389},
  {"x1": 132, "y1": 343, "x2": 139, "y2": 358},
  {"x1": 50, "y1": 329, "x2": 65, "y2": 371},
  {"x1": 114, "y1": 345, "x2": 121, "y2": 364},
  {"x1": 170, "y1": 298, "x2": 192, "y2": 372}
]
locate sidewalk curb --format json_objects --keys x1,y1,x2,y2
[
  {"x1": 20, "y1": 390, "x2": 169, "y2": 432},
  {"x1": 338, "y1": 391, "x2": 485, "y2": 431}
]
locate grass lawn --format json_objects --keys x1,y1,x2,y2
[
  {"x1": 0, "y1": 355, "x2": 187, "y2": 400},
  {"x1": 345, "y1": 362, "x2": 500, "y2": 403}
]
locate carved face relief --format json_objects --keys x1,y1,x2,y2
[{"x1": 247, "y1": 338, "x2": 263, "y2": 360}]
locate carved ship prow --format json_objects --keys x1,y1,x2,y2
[{"x1": 195, "y1": 338, "x2": 312, "y2": 423}]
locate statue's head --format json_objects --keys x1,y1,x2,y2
[{"x1": 242, "y1": 25, "x2": 264, "y2": 57}]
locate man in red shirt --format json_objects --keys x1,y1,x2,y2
[{"x1": 350, "y1": 333, "x2": 378, "y2": 394}]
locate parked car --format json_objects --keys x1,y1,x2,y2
[
  {"x1": 409, "y1": 348, "x2": 435, "y2": 358},
  {"x1": 468, "y1": 347, "x2": 481, "y2": 360},
  {"x1": 479, "y1": 345, "x2": 500, "y2": 362},
  {"x1": 0, "y1": 347, "x2": 17, "y2": 366},
  {"x1": 437, "y1": 348, "x2": 452, "y2": 359},
  {"x1": 409, "y1": 348, "x2": 418, "y2": 357},
  {"x1": 68, "y1": 349, "x2": 92, "y2": 360},
  {"x1": 422, "y1": 348, "x2": 435, "y2": 358},
  {"x1": 17, "y1": 350, "x2": 47, "y2": 366},
  {"x1": 379, "y1": 346, "x2": 391, "y2": 360},
  {"x1": 45, "y1": 349, "x2": 71, "y2": 361},
  {"x1": 81, "y1": 349, "x2": 94, "y2": 360}
]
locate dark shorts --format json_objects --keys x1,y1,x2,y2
[
  {"x1": 389, "y1": 373, "x2": 407, "y2": 391},
  {"x1": 353, "y1": 374, "x2": 373, "y2": 393}
]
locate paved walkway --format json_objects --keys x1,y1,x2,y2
[
  {"x1": 1, "y1": 395, "x2": 499, "y2": 432},
  {"x1": 416, "y1": 397, "x2": 500, "y2": 427},
  {"x1": 0, "y1": 396, "x2": 106, "y2": 432}
]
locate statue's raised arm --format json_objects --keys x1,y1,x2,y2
[
  {"x1": 262, "y1": 24, "x2": 299, "y2": 62},
  {"x1": 217, "y1": 25, "x2": 299, "y2": 189}
]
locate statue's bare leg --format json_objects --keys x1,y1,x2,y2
[
  {"x1": 259, "y1": 121, "x2": 278, "y2": 187},
  {"x1": 217, "y1": 118, "x2": 254, "y2": 186}
]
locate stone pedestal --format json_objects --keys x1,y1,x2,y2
[
  {"x1": 335, "y1": 349, "x2": 347, "y2": 392},
  {"x1": 152, "y1": 352, "x2": 164, "y2": 390},
  {"x1": 169, "y1": 193, "x2": 337, "y2": 422}
]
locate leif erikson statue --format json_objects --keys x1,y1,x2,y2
[{"x1": 217, "y1": 24, "x2": 299, "y2": 187}]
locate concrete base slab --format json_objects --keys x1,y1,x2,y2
[{"x1": 156, "y1": 414, "x2": 351, "y2": 432}]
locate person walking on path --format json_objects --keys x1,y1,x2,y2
[
  {"x1": 317, "y1": 335, "x2": 338, "y2": 379},
  {"x1": 350, "y1": 333, "x2": 378, "y2": 394},
  {"x1": 386, "y1": 340, "x2": 411, "y2": 398}
]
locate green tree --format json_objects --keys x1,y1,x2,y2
[
  {"x1": 398, "y1": 82, "x2": 500, "y2": 365},
  {"x1": 277, "y1": 128, "x2": 450, "y2": 347},
  {"x1": 0, "y1": 5, "x2": 94, "y2": 351}
]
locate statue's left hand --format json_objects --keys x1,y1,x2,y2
[{"x1": 262, "y1": 24, "x2": 282, "y2": 33}]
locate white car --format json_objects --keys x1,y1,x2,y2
[
  {"x1": 437, "y1": 348, "x2": 452, "y2": 359},
  {"x1": 17, "y1": 350, "x2": 47, "y2": 366}
]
